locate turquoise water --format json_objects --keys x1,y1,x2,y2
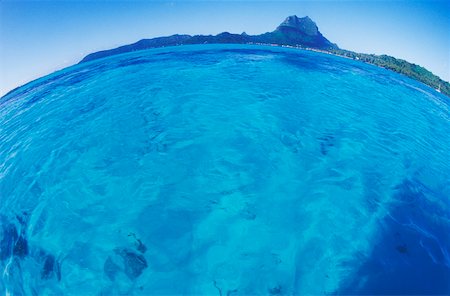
[{"x1": 0, "y1": 44, "x2": 449, "y2": 295}]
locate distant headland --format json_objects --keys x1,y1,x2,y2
[{"x1": 80, "y1": 15, "x2": 449, "y2": 97}]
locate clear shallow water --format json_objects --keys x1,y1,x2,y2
[{"x1": 0, "y1": 44, "x2": 449, "y2": 295}]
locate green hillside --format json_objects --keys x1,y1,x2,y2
[{"x1": 329, "y1": 49, "x2": 450, "y2": 97}]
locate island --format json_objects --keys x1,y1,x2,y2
[{"x1": 80, "y1": 15, "x2": 450, "y2": 97}]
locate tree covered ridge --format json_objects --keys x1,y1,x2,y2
[{"x1": 328, "y1": 49, "x2": 450, "y2": 97}]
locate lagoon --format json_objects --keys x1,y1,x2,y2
[{"x1": 1, "y1": 44, "x2": 449, "y2": 295}]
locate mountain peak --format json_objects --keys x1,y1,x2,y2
[
  {"x1": 277, "y1": 15, "x2": 319, "y2": 36},
  {"x1": 81, "y1": 15, "x2": 337, "y2": 64}
]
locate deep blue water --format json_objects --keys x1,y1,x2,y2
[{"x1": 0, "y1": 44, "x2": 449, "y2": 295}]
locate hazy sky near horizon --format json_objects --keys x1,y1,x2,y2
[{"x1": 1, "y1": 0, "x2": 449, "y2": 96}]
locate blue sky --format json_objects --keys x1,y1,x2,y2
[{"x1": 1, "y1": 0, "x2": 449, "y2": 96}]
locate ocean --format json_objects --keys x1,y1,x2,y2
[{"x1": 1, "y1": 44, "x2": 449, "y2": 295}]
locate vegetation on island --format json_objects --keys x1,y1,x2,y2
[{"x1": 328, "y1": 49, "x2": 450, "y2": 97}]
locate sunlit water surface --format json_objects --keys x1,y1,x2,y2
[{"x1": 1, "y1": 45, "x2": 449, "y2": 295}]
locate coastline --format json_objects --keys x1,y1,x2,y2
[{"x1": 245, "y1": 42, "x2": 449, "y2": 97}]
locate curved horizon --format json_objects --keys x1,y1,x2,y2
[{"x1": 2, "y1": 43, "x2": 449, "y2": 102}]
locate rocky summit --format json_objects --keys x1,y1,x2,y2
[{"x1": 277, "y1": 15, "x2": 319, "y2": 36}]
